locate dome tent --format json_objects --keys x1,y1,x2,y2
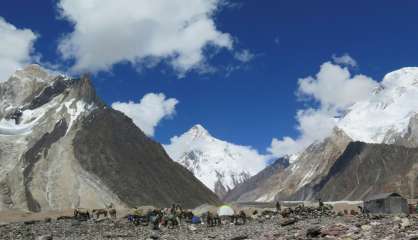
[
  {"x1": 217, "y1": 205, "x2": 235, "y2": 216},
  {"x1": 192, "y1": 204, "x2": 217, "y2": 216}
]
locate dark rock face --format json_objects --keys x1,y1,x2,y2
[
  {"x1": 223, "y1": 157, "x2": 289, "y2": 202},
  {"x1": 23, "y1": 120, "x2": 68, "y2": 212},
  {"x1": 73, "y1": 108, "x2": 220, "y2": 208},
  {"x1": 306, "y1": 142, "x2": 418, "y2": 200},
  {"x1": 26, "y1": 77, "x2": 75, "y2": 110}
]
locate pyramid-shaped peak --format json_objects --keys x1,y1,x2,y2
[{"x1": 188, "y1": 124, "x2": 211, "y2": 139}]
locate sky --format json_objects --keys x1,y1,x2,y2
[{"x1": 1, "y1": 0, "x2": 418, "y2": 160}]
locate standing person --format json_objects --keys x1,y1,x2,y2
[
  {"x1": 276, "y1": 201, "x2": 281, "y2": 212},
  {"x1": 318, "y1": 198, "x2": 324, "y2": 208},
  {"x1": 206, "y1": 211, "x2": 214, "y2": 227},
  {"x1": 171, "y1": 204, "x2": 176, "y2": 214},
  {"x1": 175, "y1": 204, "x2": 183, "y2": 224},
  {"x1": 318, "y1": 198, "x2": 325, "y2": 215}
]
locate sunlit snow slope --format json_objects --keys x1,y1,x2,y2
[{"x1": 338, "y1": 67, "x2": 418, "y2": 144}]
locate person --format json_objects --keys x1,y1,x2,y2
[
  {"x1": 213, "y1": 213, "x2": 221, "y2": 226},
  {"x1": 276, "y1": 201, "x2": 281, "y2": 212},
  {"x1": 171, "y1": 204, "x2": 176, "y2": 214},
  {"x1": 206, "y1": 211, "x2": 214, "y2": 227},
  {"x1": 149, "y1": 209, "x2": 162, "y2": 230},
  {"x1": 415, "y1": 203, "x2": 418, "y2": 214},
  {"x1": 358, "y1": 206, "x2": 370, "y2": 218},
  {"x1": 318, "y1": 198, "x2": 324, "y2": 208},
  {"x1": 175, "y1": 204, "x2": 183, "y2": 224},
  {"x1": 238, "y1": 210, "x2": 247, "y2": 225}
]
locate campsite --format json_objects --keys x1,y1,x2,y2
[{"x1": 0, "y1": 198, "x2": 417, "y2": 240}]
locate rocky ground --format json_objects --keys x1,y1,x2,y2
[{"x1": 0, "y1": 214, "x2": 417, "y2": 240}]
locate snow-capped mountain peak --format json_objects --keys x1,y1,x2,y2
[
  {"x1": 337, "y1": 67, "x2": 418, "y2": 144},
  {"x1": 164, "y1": 124, "x2": 266, "y2": 198},
  {"x1": 187, "y1": 124, "x2": 211, "y2": 140}
]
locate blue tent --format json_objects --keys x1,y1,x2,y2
[{"x1": 191, "y1": 216, "x2": 201, "y2": 224}]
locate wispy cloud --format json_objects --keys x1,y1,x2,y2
[
  {"x1": 332, "y1": 53, "x2": 357, "y2": 67},
  {"x1": 234, "y1": 49, "x2": 255, "y2": 63}
]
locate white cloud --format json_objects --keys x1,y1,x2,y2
[
  {"x1": 268, "y1": 58, "x2": 378, "y2": 157},
  {"x1": 234, "y1": 49, "x2": 254, "y2": 63},
  {"x1": 332, "y1": 53, "x2": 357, "y2": 67},
  {"x1": 112, "y1": 93, "x2": 179, "y2": 137},
  {"x1": 57, "y1": 0, "x2": 233, "y2": 75},
  {"x1": 298, "y1": 61, "x2": 377, "y2": 111},
  {"x1": 268, "y1": 109, "x2": 337, "y2": 157},
  {"x1": 0, "y1": 18, "x2": 37, "y2": 81}
]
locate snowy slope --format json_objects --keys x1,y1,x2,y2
[
  {"x1": 164, "y1": 125, "x2": 267, "y2": 198},
  {"x1": 338, "y1": 67, "x2": 418, "y2": 144}
]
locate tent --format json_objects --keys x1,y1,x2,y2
[
  {"x1": 364, "y1": 192, "x2": 409, "y2": 214},
  {"x1": 191, "y1": 216, "x2": 201, "y2": 224},
  {"x1": 217, "y1": 205, "x2": 235, "y2": 216},
  {"x1": 192, "y1": 204, "x2": 218, "y2": 217}
]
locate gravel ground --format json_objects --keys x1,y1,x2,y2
[{"x1": 0, "y1": 214, "x2": 417, "y2": 240}]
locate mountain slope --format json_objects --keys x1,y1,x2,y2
[
  {"x1": 223, "y1": 157, "x2": 289, "y2": 202},
  {"x1": 0, "y1": 65, "x2": 219, "y2": 211},
  {"x1": 164, "y1": 125, "x2": 266, "y2": 198},
  {"x1": 305, "y1": 142, "x2": 418, "y2": 200},
  {"x1": 228, "y1": 67, "x2": 418, "y2": 202},
  {"x1": 225, "y1": 129, "x2": 351, "y2": 202}
]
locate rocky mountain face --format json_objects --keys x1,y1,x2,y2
[
  {"x1": 223, "y1": 157, "x2": 289, "y2": 202},
  {"x1": 305, "y1": 142, "x2": 418, "y2": 200},
  {"x1": 225, "y1": 129, "x2": 352, "y2": 202},
  {"x1": 227, "y1": 67, "x2": 418, "y2": 202},
  {"x1": 0, "y1": 65, "x2": 219, "y2": 212},
  {"x1": 163, "y1": 125, "x2": 266, "y2": 199}
]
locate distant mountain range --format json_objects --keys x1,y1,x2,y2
[
  {"x1": 226, "y1": 67, "x2": 418, "y2": 202},
  {"x1": 1, "y1": 65, "x2": 417, "y2": 212},
  {"x1": 0, "y1": 65, "x2": 219, "y2": 212}
]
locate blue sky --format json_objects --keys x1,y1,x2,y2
[{"x1": 2, "y1": 0, "x2": 418, "y2": 156}]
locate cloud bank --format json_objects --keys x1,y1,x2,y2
[
  {"x1": 269, "y1": 55, "x2": 378, "y2": 157},
  {"x1": 112, "y1": 93, "x2": 179, "y2": 137},
  {"x1": 57, "y1": 0, "x2": 233, "y2": 75},
  {"x1": 0, "y1": 18, "x2": 37, "y2": 81}
]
